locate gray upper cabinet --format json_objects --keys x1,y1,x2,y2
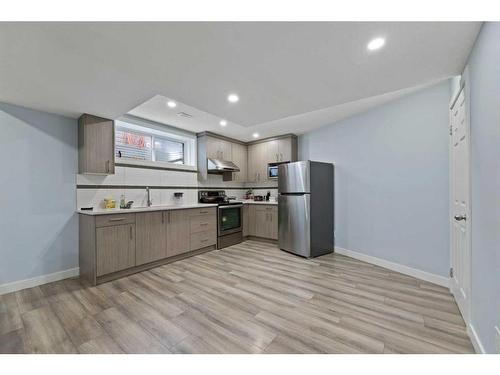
[
  {"x1": 78, "y1": 113, "x2": 115, "y2": 175},
  {"x1": 265, "y1": 137, "x2": 295, "y2": 163},
  {"x1": 206, "y1": 136, "x2": 232, "y2": 160},
  {"x1": 197, "y1": 132, "x2": 297, "y2": 182},
  {"x1": 247, "y1": 142, "x2": 268, "y2": 182},
  {"x1": 277, "y1": 137, "x2": 294, "y2": 162},
  {"x1": 232, "y1": 142, "x2": 247, "y2": 182}
]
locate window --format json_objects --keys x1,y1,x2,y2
[{"x1": 115, "y1": 119, "x2": 195, "y2": 168}]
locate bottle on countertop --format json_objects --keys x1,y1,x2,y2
[{"x1": 120, "y1": 194, "x2": 126, "y2": 209}]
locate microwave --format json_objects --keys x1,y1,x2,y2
[{"x1": 268, "y1": 162, "x2": 287, "y2": 180}]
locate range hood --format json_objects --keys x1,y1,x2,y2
[{"x1": 207, "y1": 158, "x2": 240, "y2": 173}]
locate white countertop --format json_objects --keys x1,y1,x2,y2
[
  {"x1": 77, "y1": 203, "x2": 218, "y2": 216},
  {"x1": 241, "y1": 199, "x2": 278, "y2": 205}
]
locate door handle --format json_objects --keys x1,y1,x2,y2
[{"x1": 454, "y1": 215, "x2": 467, "y2": 221}]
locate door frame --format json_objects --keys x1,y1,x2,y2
[{"x1": 448, "y1": 72, "x2": 472, "y2": 327}]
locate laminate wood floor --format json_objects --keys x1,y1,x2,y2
[{"x1": 0, "y1": 240, "x2": 474, "y2": 354}]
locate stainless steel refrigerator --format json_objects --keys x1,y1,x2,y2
[{"x1": 278, "y1": 160, "x2": 334, "y2": 258}]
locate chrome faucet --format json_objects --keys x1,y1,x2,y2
[{"x1": 146, "y1": 186, "x2": 152, "y2": 207}]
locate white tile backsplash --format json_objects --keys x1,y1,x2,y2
[
  {"x1": 124, "y1": 167, "x2": 161, "y2": 186},
  {"x1": 76, "y1": 165, "x2": 278, "y2": 209},
  {"x1": 76, "y1": 166, "x2": 126, "y2": 185},
  {"x1": 160, "y1": 170, "x2": 197, "y2": 186}
]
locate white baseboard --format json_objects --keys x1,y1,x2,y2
[
  {"x1": 468, "y1": 324, "x2": 486, "y2": 354},
  {"x1": 0, "y1": 267, "x2": 80, "y2": 295},
  {"x1": 334, "y1": 247, "x2": 450, "y2": 288}
]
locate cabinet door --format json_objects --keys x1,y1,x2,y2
[
  {"x1": 79, "y1": 114, "x2": 115, "y2": 174},
  {"x1": 247, "y1": 204, "x2": 256, "y2": 236},
  {"x1": 254, "y1": 206, "x2": 278, "y2": 239},
  {"x1": 96, "y1": 224, "x2": 135, "y2": 276},
  {"x1": 247, "y1": 144, "x2": 258, "y2": 182},
  {"x1": 269, "y1": 206, "x2": 278, "y2": 240},
  {"x1": 242, "y1": 204, "x2": 249, "y2": 237},
  {"x1": 219, "y1": 139, "x2": 233, "y2": 161},
  {"x1": 278, "y1": 137, "x2": 292, "y2": 162},
  {"x1": 206, "y1": 137, "x2": 220, "y2": 159},
  {"x1": 266, "y1": 140, "x2": 280, "y2": 163},
  {"x1": 135, "y1": 211, "x2": 167, "y2": 265},
  {"x1": 254, "y1": 207, "x2": 270, "y2": 238},
  {"x1": 166, "y1": 209, "x2": 191, "y2": 257},
  {"x1": 257, "y1": 142, "x2": 269, "y2": 182},
  {"x1": 232, "y1": 142, "x2": 247, "y2": 182}
]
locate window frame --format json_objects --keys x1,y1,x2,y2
[{"x1": 114, "y1": 117, "x2": 197, "y2": 171}]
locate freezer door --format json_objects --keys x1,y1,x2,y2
[
  {"x1": 278, "y1": 194, "x2": 311, "y2": 257},
  {"x1": 278, "y1": 161, "x2": 310, "y2": 193}
]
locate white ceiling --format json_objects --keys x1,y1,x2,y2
[{"x1": 0, "y1": 22, "x2": 481, "y2": 141}]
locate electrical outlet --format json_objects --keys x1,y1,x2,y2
[{"x1": 494, "y1": 326, "x2": 500, "y2": 353}]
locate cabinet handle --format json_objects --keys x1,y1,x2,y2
[
  {"x1": 109, "y1": 218, "x2": 125, "y2": 222},
  {"x1": 200, "y1": 211, "x2": 208, "y2": 214},
  {"x1": 130, "y1": 226, "x2": 133, "y2": 240},
  {"x1": 168, "y1": 212, "x2": 171, "y2": 224},
  {"x1": 105, "y1": 160, "x2": 110, "y2": 173},
  {"x1": 162, "y1": 212, "x2": 164, "y2": 224},
  {"x1": 200, "y1": 223, "x2": 208, "y2": 226}
]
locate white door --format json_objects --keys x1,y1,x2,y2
[{"x1": 450, "y1": 86, "x2": 471, "y2": 324}]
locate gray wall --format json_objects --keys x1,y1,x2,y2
[
  {"x1": 299, "y1": 80, "x2": 451, "y2": 277},
  {"x1": 466, "y1": 22, "x2": 500, "y2": 353},
  {"x1": 0, "y1": 102, "x2": 78, "y2": 285}
]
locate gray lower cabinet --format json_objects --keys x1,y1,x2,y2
[
  {"x1": 96, "y1": 224, "x2": 136, "y2": 276},
  {"x1": 136, "y1": 211, "x2": 168, "y2": 265},
  {"x1": 245, "y1": 204, "x2": 278, "y2": 240},
  {"x1": 166, "y1": 209, "x2": 191, "y2": 257},
  {"x1": 79, "y1": 207, "x2": 217, "y2": 285}
]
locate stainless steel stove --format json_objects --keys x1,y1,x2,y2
[{"x1": 198, "y1": 190, "x2": 243, "y2": 249}]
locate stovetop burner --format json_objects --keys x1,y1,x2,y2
[{"x1": 198, "y1": 190, "x2": 242, "y2": 206}]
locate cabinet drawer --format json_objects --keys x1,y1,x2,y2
[
  {"x1": 95, "y1": 214, "x2": 135, "y2": 228},
  {"x1": 190, "y1": 230, "x2": 216, "y2": 251},
  {"x1": 188, "y1": 207, "x2": 216, "y2": 217},
  {"x1": 190, "y1": 215, "x2": 216, "y2": 233},
  {"x1": 255, "y1": 205, "x2": 277, "y2": 212}
]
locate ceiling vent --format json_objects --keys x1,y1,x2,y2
[{"x1": 177, "y1": 112, "x2": 193, "y2": 118}]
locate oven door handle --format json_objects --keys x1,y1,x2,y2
[{"x1": 218, "y1": 204, "x2": 243, "y2": 210}]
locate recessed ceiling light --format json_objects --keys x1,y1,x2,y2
[
  {"x1": 252, "y1": 132, "x2": 259, "y2": 138},
  {"x1": 227, "y1": 94, "x2": 239, "y2": 103},
  {"x1": 167, "y1": 100, "x2": 177, "y2": 108},
  {"x1": 367, "y1": 37, "x2": 385, "y2": 51},
  {"x1": 219, "y1": 120, "x2": 227, "y2": 127}
]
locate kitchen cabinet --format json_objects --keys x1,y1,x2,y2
[
  {"x1": 197, "y1": 132, "x2": 297, "y2": 182},
  {"x1": 242, "y1": 204, "x2": 249, "y2": 237},
  {"x1": 232, "y1": 142, "x2": 248, "y2": 182},
  {"x1": 206, "y1": 136, "x2": 232, "y2": 161},
  {"x1": 247, "y1": 142, "x2": 268, "y2": 183},
  {"x1": 188, "y1": 208, "x2": 217, "y2": 251},
  {"x1": 266, "y1": 137, "x2": 295, "y2": 163},
  {"x1": 166, "y1": 209, "x2": 191, "y2": 257},
  {"x1": 245, "y1": 204, "x2": 278, "y2": 240},
  {"x1": 78, "y1": 113, "x2": 115, "y2": 175},
  {"x1": 136, "y1": 211, "x2": 167, "y2": 265},
  {"x1": 79, "y1": 206, "x2": 217, "y2": 285},
  {"x1": 247, "y1": 135, "x2": 297, "y2": 182},
  {"x1": 96, "y1": 224, "x2": 135, "y2": 276}
]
